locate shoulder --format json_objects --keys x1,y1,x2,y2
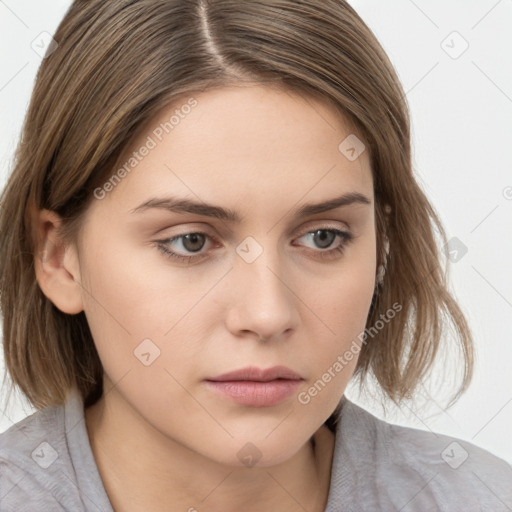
[
  {"x1": 330, "y1": 398, "x2": 512, "y2": 511},
  {"x1": 0, "y1": 396, "x2": 82, "y2": 511}
]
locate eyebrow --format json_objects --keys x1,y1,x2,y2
[{"x1": 130, "y1": 192, "x2": 371, "y2": 222}]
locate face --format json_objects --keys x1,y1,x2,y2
[{"x1": 74, "y1": 84, "x2": 376, "y2": 466}]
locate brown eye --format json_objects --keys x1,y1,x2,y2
[{"x1": 180, "y1": 233, "x2": 206, "y2": 252}]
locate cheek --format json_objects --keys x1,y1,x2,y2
[
  {"x1": 329, "y1": 271, "x2": 375, "y2": 334},
  {"x1": 79, "y1": 231, "x2": 214, "y2": 336},
  {"x1": 78, "y1": 233, "x2": 225, "y2": 388},
  {"x1": 296, "y1": 278, "x2": 374, "y2": 415},
  {"x1": 310, "y1": 249, "x2": 376, "y2": 336},
  {"x1": 300, "y1": 246, "x2": 376, "y2": 391}
]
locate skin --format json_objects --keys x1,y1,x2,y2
[{"x1": 34, "y1": 84, "x2": 376, "y2": 512}]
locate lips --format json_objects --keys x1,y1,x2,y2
[
  {"x1": 204, "y1": 366, "x2": 303, "y2": 407},
  {"x1": 207, "y1": 365, "x2": 303, "y2": 382}
]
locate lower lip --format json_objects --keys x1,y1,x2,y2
[{"x1": 205, "y1": 379, "x2": 302, "y2": 407}]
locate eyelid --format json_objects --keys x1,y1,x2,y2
[
  {"x1": 158, "y1": 220, "x2": 350, "y2": 244},
  {"x1": 293, "y1": 219, "x2": 351, "y2": 237}
]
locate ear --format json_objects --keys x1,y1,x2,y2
[{"x1": 33, "y1": 208, "x2": 84, "y2": 314}]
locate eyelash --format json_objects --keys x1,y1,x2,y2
[{"x1": 155, "y1": 228, "x2": 354, "y2": 264}]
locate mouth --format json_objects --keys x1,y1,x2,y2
[
  {"x1": 204, "y1": 366, "x2": 304, "y2": 407},
  {"x1": 207, "y1": 365, "x2": 303, "y2": 382}
]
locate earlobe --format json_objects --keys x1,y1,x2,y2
[{"x1": 33, "y1": 209, "x2": 84, "y2": 315}]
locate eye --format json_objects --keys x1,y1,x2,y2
[
  {"x1": 155, "y1": 232, "x2": 216, "y2": 263},
  {"x1": 293, "y1": 228, "x2": 354, "y2": 260},
  {"x1": 155, "y1": 227, "x2": 355, "y2": 265}
]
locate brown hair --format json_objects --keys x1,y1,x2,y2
[{"x1": 0, "y1": 0, "x2": 473, "y2": 416}]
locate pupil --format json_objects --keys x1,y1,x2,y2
[
  {"x1": 183, "y1": 234, "x2": 205, "y2": 252},
  {"x1": 314, "y1": 230, "x2": 334, "y2": 249}
]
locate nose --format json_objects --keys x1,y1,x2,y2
[{"x1": 224, "y1": 246, "x2": 299, "y2": 342}]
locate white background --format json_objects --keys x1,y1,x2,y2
[{"x1": 1, "y1": 0, "x2": 511, "y2": 465}]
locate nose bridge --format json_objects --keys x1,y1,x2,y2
[{"x1": 228, "y1": 236, "x2": 297, "y2": 339}]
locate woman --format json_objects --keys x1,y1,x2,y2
[{"x1": 0, "y1": 1, "x2": 510, "y2": 511}]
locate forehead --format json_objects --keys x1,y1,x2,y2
[
  {"x1": 161, "y1": 83, "x2": 368, "y2": 168},
  {"x1": 91, "y1": 84, "x2": 373, "y2": 219}
]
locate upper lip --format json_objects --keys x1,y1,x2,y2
[{"x1": 207, "y1": 366, "x2": 303, "y2": 382}]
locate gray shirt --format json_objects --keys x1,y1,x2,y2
[{"x1": 1, "y1": 387, "x2": 511, "y2": 511}]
